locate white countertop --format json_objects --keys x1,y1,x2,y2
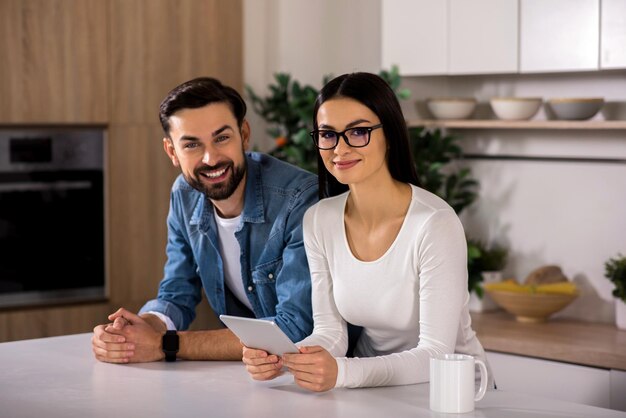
[{"x1": 1, "y1": 333, "x2": 624, "y2": 418}]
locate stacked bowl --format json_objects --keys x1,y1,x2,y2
[
  {"x1": 490, "y1": 97, "x2": 543, "y2": 120},
  {"x1": 426, "y1": 98, "x2": 477, "y2": 120},
  {"x1": 547, "y1": 98, "x2": 604, "y2": 120}
]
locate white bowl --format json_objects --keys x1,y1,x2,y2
[
  {"x1": 490, "y1": 97, "x2": 542, "y2": 120},
  {"x1": 426, "y1": 98, "x2": 476, "y2": 120},
  {"x1": 548, "y1": 98, "x2": 604, "y2": 120}
]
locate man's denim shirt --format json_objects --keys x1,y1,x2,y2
[{"x1": 139, "y1": 152, "x2": 318, "y2": 342}]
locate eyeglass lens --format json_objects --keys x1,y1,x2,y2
[{"x1": 316, "y1": 127, "x2": 371, "y2": 149}]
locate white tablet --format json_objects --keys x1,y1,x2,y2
[{"x1": 219, "y1": 314, "x2": 300, "y2": 356}]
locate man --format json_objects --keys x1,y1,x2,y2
[{"x1": 92, "y1": 77, "x2": 317, "y2": 363}]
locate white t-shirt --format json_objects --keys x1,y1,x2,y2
[
  {"x1": 214, "y1": 207, "x2": 252, "y2": 312},
  {"x1": 298, "y1": 184, "x2": 492, "y2": 389}
]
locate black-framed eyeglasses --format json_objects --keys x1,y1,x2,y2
[{"x1": 309, "y1": 124, "x2": 383, "y2": 150}]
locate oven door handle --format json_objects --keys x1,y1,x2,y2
[{"x1": 0, "y1": 181, "x2": 93, "y2": 192}]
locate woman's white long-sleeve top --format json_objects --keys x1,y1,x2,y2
[{"x1": 298, "y1": 184, "x2": 491, "y2": 388}]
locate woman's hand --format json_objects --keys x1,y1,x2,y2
[
  {"x1": 242, "y1": 346, "x2": 283, "y2": 380},
  {"x1": 283, "y1": 346, "x2": 338, "y2": 392}
]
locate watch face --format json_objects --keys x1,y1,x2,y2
[{"x1": 163, "y1": 331, "x2": 179, "y2": 353}]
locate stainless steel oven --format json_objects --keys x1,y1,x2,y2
[{"x1": 0, "y1": 128, "x2": 105, "y2": 308}]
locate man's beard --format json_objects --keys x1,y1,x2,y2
[{"x1": 184, "y1": 158, "x2": 247, "y2": 201}]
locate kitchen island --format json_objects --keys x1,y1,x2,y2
[{"x1": 1, "y1": 333, "x2": 625, "y2": 418}]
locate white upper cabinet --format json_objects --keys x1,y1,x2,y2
[
  {"x1": 382, "y1": 0, "x2": 518, "y2": 75},
  {"x1": 381, "y1": 0, "x2": 447, "y2": 75},
  {"x1": 601, "y1": 0, "x2": 626, "y2": 69},
  {"x1": 449, "y1": 0, "x2": 518, "y2": 74},
  {"x1": 382, "y1": 0, "x2": 617, "y2": 75},
  {"x1": 520, "y1": 0, "x2": 600, "y2": 72}
]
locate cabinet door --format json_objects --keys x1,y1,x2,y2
[
  {"x1": 487, "y1": 352, "x2": 611, "y2": 408},
  {"x1": 520, "y1": 0, "x2": 599, "y2": 73},
  {"x1": 601, "y1": 0, "x2": 626, "y2": 69},
  {"x1": 381, "y1": 0, "x2": 447, "y2": 75},
  {"x1": 0, "y1": 0, "x2": 108, "y2": 123},
  {"x1": 449, "y1": 0, "x2": 518, "y2": 74},
  {"x1": 610, "y1": 369, "x2": 626, "y2": 412}
]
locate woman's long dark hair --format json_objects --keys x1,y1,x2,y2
[{"x1": 312, "y1": 72, "x2": 420, "y2": 199}]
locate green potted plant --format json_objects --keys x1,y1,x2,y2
[
  {"x1": 467, "y1": 239, "x2": 509, "y2": 312},
  {"x1": 246, "y1": 73, "x2": 320, "y2": 173},
  {"x1": 604, "y1": 253, "x2": 626, "y2": 330}
]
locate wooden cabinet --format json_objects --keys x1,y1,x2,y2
[
  {"x1": 601, "y1": 0, "x2": 626, "y2": 69},
  {"x1": 520, "y1": 0, "x2": 599, "y2": 73},
  {"x1": 0, "y1": 0, "x2": 241, "y2": 342},
  {"x1": 381, "y1": 0, "x2": 447, "y2": 75},
  {"x1": 107, "y1": 0, "x2": 243, "y2": 308},
  {"x1": 0, "y1": 0, "x2": 108, "y2": 123},
  {"x1": 108, "y1": 0, "x2": 242, "y2": 124},
  {"x1": 449, "y1": 0, "x2": 518, "y2": 74}
]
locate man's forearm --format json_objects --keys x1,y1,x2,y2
[
  {"x1": 178, "y1": 328, "x2": 243, "y2": 360},
  {"x1": 139, "y1": 313, "x2": 242, "y2": 360}
]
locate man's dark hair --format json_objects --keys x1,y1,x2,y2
[
  {"x1": 159, "y1": 77, "x2": 247, "y2": 137},
  {"x1": 312, "y1": 72, "x2": 420, "y2": 199}
]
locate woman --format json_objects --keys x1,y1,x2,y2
[{"x1": 242, "y1": 72, "x2": 492, "y2": 392}]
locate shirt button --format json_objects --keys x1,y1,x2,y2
[
  {"x1": 247, "y1": 286, "x2": 253, "y2": 292},
  {"x1": 268, "y1": 273, "x2": 274, "y2": 279}
]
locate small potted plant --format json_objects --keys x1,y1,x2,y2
[
  {"x1": 467, "y1": 239, "x2": 509, "y2": 312},
  {"x1": 604, "y1": 253, "x2": 626, "y2": 330}
]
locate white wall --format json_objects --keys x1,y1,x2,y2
[
  {"x1": 244, "y1": 0, "x2": 626, "y2": 324},
  {"x1": 244, "y1": 0, "x2": 381, "y2": 151}
]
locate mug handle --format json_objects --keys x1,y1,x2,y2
[{"x1": 475, "y1": 359, "x2": 488, "y2": 402}]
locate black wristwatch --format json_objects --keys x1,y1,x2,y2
[{"x1": 162, "y1": 330, "x2": 179, "y2": 362}]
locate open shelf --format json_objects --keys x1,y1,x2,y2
[{"x1": 407, "y1": 119, "x2": 626, "y2": 130}]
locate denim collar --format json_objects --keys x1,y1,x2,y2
[{"x1": 240, "y1": 154, "x2": 265, "y2": 224}]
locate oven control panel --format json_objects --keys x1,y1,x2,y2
[{"x1": 0, "y1": 128, "x2": 103, "y2": 172}]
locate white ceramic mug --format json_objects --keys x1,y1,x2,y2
[{"x1": 430, "y1": 353, "x2": 488, "y2": 413}]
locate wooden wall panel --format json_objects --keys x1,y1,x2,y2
[
  {"x1": 106, "y1": 0, "x2": 242, "y2": 327},
  {"x1": 109, "y1": 0, "x2": 243, "y2": 124},
  {"x1": 107, "y1": 125, "x2": 178, "y2": 304},
  {"x1": 0, "y1": 0, "x2": 108, "y2": 123}
]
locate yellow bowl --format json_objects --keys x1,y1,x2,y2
[{"x1": 485, "y1": 289, "x2": 578, "y2": 323}]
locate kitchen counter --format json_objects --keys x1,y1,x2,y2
[
  {"x1": 1, "y1": 333, "x2": 625, "y2": 418},
  {"x1": 471, "y1": 311, "x2": 626, "y2": 371}
]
